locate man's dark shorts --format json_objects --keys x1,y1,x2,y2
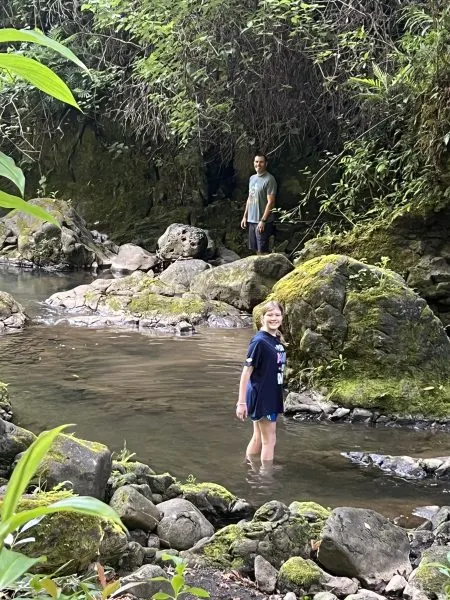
[{"x1": 248, "y1": 221, "x2": 276, "y2": 253}]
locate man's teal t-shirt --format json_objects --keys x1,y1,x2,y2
[{"x1": 247, "y1": 172, "x2": 277, "y2": 223}]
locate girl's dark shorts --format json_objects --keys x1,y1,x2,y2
[{"x1": 248, "y1": 222, "x2": 276, "y2": 252}]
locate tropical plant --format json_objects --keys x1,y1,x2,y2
[
  {"x1": 0, "y1": 424, "x2": 125, "y2": 591},
  {"x1": 0, "y1": 27, "x2": 87, "y2": 224},
  {"x1": 150, "y1": 554, "x2": 209, "y2": 600}
]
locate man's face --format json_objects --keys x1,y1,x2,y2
[{"x1": 254, "y1": 156, "x2": 267, "y2": 175}]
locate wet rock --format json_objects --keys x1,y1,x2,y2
[
  {"x1": 343, "y1": 453, "x2": 433, "y2": 481},
  {"x1": 46, "y1": 272, "x2": 250, "y2": 332},
  {"x1": 110, "y1": 485, "x2": 161, "y2": 531},
  {"x1": 111, "y1": 244, "x2": 159, "y2": 274},
  {"x1": 0, "y1": 419, "x2": 36, "y2": 477},
  {"x1": 255, "y1": 554, "x2": 279, "y2": 593},
  {"x1": 330, "y1": 408, "x2": 351, "y2": 420},
  {"x1": 158, "y1": 224, "x2": 208, "y2": 261},
  {"x1": 34, "y1": 433, "x2": 112, "y2": 499},
  {"x1": 317, "y1": 507, "x2": 412, "y2": 586},
  {"x1": 0, "y1": 291, "x2": 28, "y2": 332},
  {"x1": 0, "y1": 383, "x2": 13, "y2": 422},
  {"x1": 156, "y1": 498, "x2": 214, "y2": 551},
  {"x1": 179, "y1": 480, "x2": 246, "y2": 527},
  {"x1": 191, "y1": 253, "x2": 294, "y2": 311}
]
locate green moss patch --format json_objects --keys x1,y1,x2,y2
[{"x1": 180, "y1": 481, "x2": 236, "y2": 503}]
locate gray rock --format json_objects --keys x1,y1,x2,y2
[
  {"x1": 0, "y1": 419, "x2": 35, "y2": 476},
  {"x1": 147, "y1": 533, "x2": 161, "y2": 549},
  {"x1": 255, "y1": 554, "x2": 279, "y2": 593},
  {"x1": 324, "y1": 576, "x2": 359, "y2": 597},
  {"x1": 211, "y1": 246, "x2": 241, "y2": 265},
  {"x1": 191, "y1": 253, "x2": 294, "y2": 311},
  {"x1": 111, "y1": 244, "x2": 159, "y2": 274},
  {"x1": 0, "y1": 198, "x2": 115, "y2": 269},
  {"x1": 344, "y1": 591, "x2": 386, "y2": 600},
  {"x1": 0, "y1": 291, "x2": 28, "y2": 333},
  {"x1": 119, "y1": 540, "x2": 145, "y2": 571},
  {"x1": 284, "y1": 594, "x2": 298, "y2": 600},
  {"x1": 330, "y1": 408, "x2": 351, "y2": 420},
  {"x1": 385, "y1": 574, "x2": 407, "y2": 593},
  {"x1": 318, "y1": 507, "x2": 412, "y2": 586},
  {"x1": 110, "y1": 485, "x2": 161, "y2": 531},
  {"x1": 314, "y1": 594, "x2": 338, "y2": 600},
  {"x1": 159, "y1": 259, "x2": 210, "y2": 292},
  {"x1": 120, "y1": 564, "x2": 172, "y2": 598},
  {"x1": 156, "y1": 498, "x2": 214, "y2": 551},
  {"x1": 351, "y1": 408, "x2": 373, "y2": 421},
  {"x1": 158, "y1": 224, "x2": 208, "y2": 261},
  {"x1": 35, "y1": 433, "x2": 112, "y2": 499}
]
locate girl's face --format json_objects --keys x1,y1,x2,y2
[{"x1": 262, "y1": 308, "x2": 283, "y2": 332}]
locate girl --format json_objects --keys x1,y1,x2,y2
[{"x1": 236, "y1": 300, "x2": 286, "y2": 462}]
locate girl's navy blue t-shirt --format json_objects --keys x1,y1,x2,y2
[{"x1": 245, "y1": 330, "x2": 286, "y2": 420}]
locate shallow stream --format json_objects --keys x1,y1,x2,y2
[{"x1": 1, "y1": 267, "x2": 449, "y2": 515}]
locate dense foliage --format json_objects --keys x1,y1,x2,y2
[{"x1": 1, "y1": 0, "x2": 449, "y2": 231}]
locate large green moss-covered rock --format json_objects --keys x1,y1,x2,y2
[
  {"x1": 46, "y1": 271, "x2": 251, "y2": 330},
  {"x1": 297, "y1": 208, "x2": 450, "y2": 327},
  {"x1": 181, "y1": 499, "x2": 329, "y2": 571},
  {"x1": 190, "y1": 253, "x2": 294, "y2": 311},
  {"x1": 35, "y1": 433, "x2": 112, "y2": 499},
  {"x1": 260, "y1": 254, "x2": 450, "y2": 416},
  {"x1": 278, "y1": 556, "x2": 326, "y2": 594},
  {"x1": 407, "y1": 546, "x2": 449, "y2": 598},
  {"x1": 0, "y1": 418, "x2": 35, "y2": 477},
  {"x1": 0, "y1": 491, "x2": 127, "y2": 574}
]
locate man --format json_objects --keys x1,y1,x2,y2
[{"x1": 240, "y1": 154, "x2": 277, "y2": 254}]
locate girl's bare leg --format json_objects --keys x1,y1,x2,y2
[
  {"x1": 246, "y1": 420, "x2": 262, "y2": 457},
  {"x1": 258, "y1": 419, "x2": 277, "y2": 462}
]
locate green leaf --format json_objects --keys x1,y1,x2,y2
[
  {"x1": 0, "y1": 28, "x2": 88, "y2": 72},
  {"x1": 37, "y1": 578, "x2": 59, "y2": 599},
  {"x1": 102, "y1": 580, "x2": 120, "y2": 600},
  {"x1": 0, "y1": 547, "x2": 45, "y2": 590},
  {"x1": 4, "y1": 496, "x2": 126, "y2": 536},
  {"x1": 0, "y1": 191, "x2": 60, "y2": 227},
  {"x1": 186, "y1": 587, "x2": 210, "y2": 598},
  {"x1": 0, "y1": 54, "x2": 79, "y2": 109},
  {"x1": 151, "y1": 593, "x2": 171, "y2": 600},
  {"x1": 171, "y1": 574, "x2": 184, "y2": 594},
  {"x1": 0, "y1": 425, "x2": 70, "y2": 524},
  {"x1": 0, "y1": 152, "x2": 25, "y2": 196}
]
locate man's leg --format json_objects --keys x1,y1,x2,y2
[
  {"x1": 248, "y1": 223, "x2": 258, "y2": 253},
  {"x1": 256, "y1": 222, "x2": 274, "y2": 254}
]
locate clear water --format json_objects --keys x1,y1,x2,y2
[{"x1": 1, "y1": 266, "x2": 450, "y2": 516}]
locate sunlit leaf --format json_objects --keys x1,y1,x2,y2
[
  {"x1": 0, "y1": 425, "x2": 70, "y2": 524},
  {"x1": 0, "y1": 152, "x2": 25, "y2": 196},
  {"x1": 186, "y1": 587, "x2": 210, "y2": 598},
  {"x1": 0, "y1": 28, "x2": 88, "y2": 72},
  {"x1": 0, "y1": 191, "x2": 60, "y2": 227},
  {"x1": 0, "y1": 54, "x2": 79, "y2": 108},
  {"x1": 0, "y1": 547, "x2": 45, "y2": 590}
]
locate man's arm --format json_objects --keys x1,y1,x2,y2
[
  {"x1": 257, "y1": 194, "x2": 275, "y2": 232},
  {"x1": 241, "y1": 197, "x2": 250, "y2": 229}
]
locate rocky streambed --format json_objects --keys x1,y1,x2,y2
[{"x1": 2, "y1": 411, "x2": 450, "y2": 600}]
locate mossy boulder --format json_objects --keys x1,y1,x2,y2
[
  {"x1": 179, "y1": 481, "x2": 244, "y2": 527},
  {"x1": 0, "y1": 197, "x2": 115, "y2": 269},
  {"x1": 0, "y1": 381, "x2": 13, "y2": 421},
  {"x1": 190, "y1": 253, "x2": 294, "y2": 311},
  {"x1": 35, "y1": 433, "x2": 112, "y2": 500},
  {"x1": 0, "y1": 491, "x2": 127, "y2": 574},
  {"x1": 278, "y1": 556, "x2": 326, "y2": 594},
  {"x1": 259, "y1": 254, "x2": 450, "y2": 417},
  {"x1": 297, "y1": 207, "x2": 450, "y2": 327},
  {"x1": 182, "y1": 499, "x2": 329, "y2": 571},
  {"x1": 407, "y1": 546, "x2": 450, "y2": 598},
  {"x1": 46, "y1": 271, "x2": 251, "y2": 330},
  {"x1": 0, "y1": 418, "x2": 35, "y2": 477},
  {"x1": 0, "y1": 290, "x2": 28, "y2": 332}
]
